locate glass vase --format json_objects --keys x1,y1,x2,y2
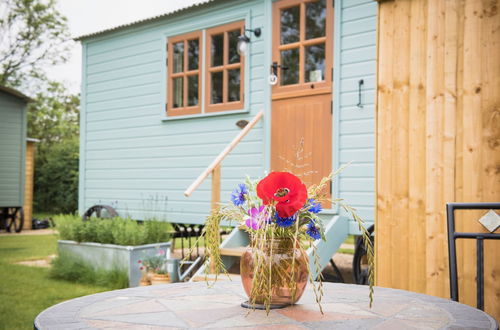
[{"x1": 240, "y1": 237, "x2": 309, "y2": 309}]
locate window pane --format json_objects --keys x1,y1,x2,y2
[
  {"x1": 280, "y1": 48, "x2": 299, "y2": 85},
  {"x1": 172, "y1": 77, "x2": 183, "y2": 108},
  {"x1": 187, "y1": 39, "x2": 199, "y2": 71},
  {"x1": 173, "y1": 42, "x2": 184, "y2": 73},
  {"x1": 280, "y1": 6, "x2": 300, "y2": 44},
  {"x1": 211, "y1": 71, "x2": 223, "y2": 104},
  {"x1": 228, "y1": 69, "x2": 240, "y2": 102},
  {"x1": 306, "y1": 0, "x2": 326, "y2": 40},
  {"x1": 211, "y1": 33, "x2": 224, "y2": 67},
  {"x1": 228, "y1": 29, "x2": 241, "y2": 64},
  {"x1": 187, "y1": 75, "x2": 198, "y2": 106},
  {"x1": 305, "y1": 44, "x2": 325, "y2": 83}
]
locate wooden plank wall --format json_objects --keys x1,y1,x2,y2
[
  {"x1": 23, "y1": 141, "x2": 36, "y2": 230},
  {"x1": 376, "y1": 0, "x2": 500, "y2": 322},
  {"x1": 0, "y1": 91, "x2": 26, "y2": 207},
  {"x1": 337, "y1": 0, "x2": 378, "y2": 232}
]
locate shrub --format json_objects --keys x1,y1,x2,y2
[
  {"x1": 54, "y1": 215, "x2": 172, "y2": 246},
  {"x1": 50, "y1": 252, "x2": 128, "y2": 289},
  {"x1": 34, "y1": 136, "x2": 79, "y2": 214}
]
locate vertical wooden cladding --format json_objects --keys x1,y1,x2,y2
[
  {"x1": 271, "y1": 94, "x2": 332, "y2": 190},
  {"x1": 376, "y1": 0, "x2": 500, "y2": 322},
  {"x1": 23, "y1": 140, "x2": 35, "y2": 230}
]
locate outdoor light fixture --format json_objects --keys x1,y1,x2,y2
[{"x1": 237, "y1": 28, "x2": 261, "y2": 55}]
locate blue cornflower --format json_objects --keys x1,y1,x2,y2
[
  {"x1": 275, "y1": 213, "x2": 297, "y2": 228},
  {"x1": 306, "y1": 221, "x2": 321, "y2": 240},
  {"x1": 230, "y1": 183, "x2": 247, "y2": 206},
  {"x1": 308, "y1": 199, "x2": 322, "y2": 214}
]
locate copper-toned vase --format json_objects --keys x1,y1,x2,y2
[{"x1": 240, "y1": 237, "x2": 309, "y2": 309}]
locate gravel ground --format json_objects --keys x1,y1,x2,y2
[{"x1": 0, "y1": 228, "x2": 57, "y2": 236}]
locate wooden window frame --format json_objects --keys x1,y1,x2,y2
[
  {"x1": 205, "y1": 21, "x2": 245, "y2": 113},
  {"x1": 167, "y1": 31, "x2": 202, "y2": 117},
  {"x1": 272, "y1": 0, "x2": 333, "y2": 99}
]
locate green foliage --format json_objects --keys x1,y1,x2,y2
[
  {"x1": 50, "y1": 252, "x2": 129, "y2": 290},
  {"x1": 143, "y1": 220, "x2": 174, "y2": 244},
  {"x1": 54, "y1": 214, "x2": 172, "y2": 246},
  {"x1": 0, "y1": 0, "x2": 71, "y2": 88},
  {"x1": 140, "y1": 248, "x2": 168, "y2": 274},
  {"x1": 29, "y1": 81, "x2": 80, "y2": 214},
  {"x1": 0, "y1": 234, "x2": 111, "y2": 330},
  {"x1": 1, "y1": 0, "x2": 79, "y2": 215},
  {"x1": 28, "y1": 81, "x2": 79, "y2": 144},
  {"x1": 34, "y1": 135, "x2": 79, "y2": 213}
]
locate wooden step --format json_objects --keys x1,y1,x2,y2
[{"x1": 219, "y1": 246, "x2": 248, "y2": 257}]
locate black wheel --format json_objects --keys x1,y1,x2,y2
[
  {"x1": 352, "y1": 224, "x2": 374, "y2": 285},
  {"x1": 82, "y1": 205, "x2": 118, "y2": 221},
  {"x1": 6, "y1": 207, "x2": 24, "y2": 233}
]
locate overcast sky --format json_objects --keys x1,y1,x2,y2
[{"x1": 48, "y1": 0, "x2": 205, "y2": 94}]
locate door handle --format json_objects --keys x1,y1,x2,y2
[
  {"x1": 357, "y1": 79, "x2": 364, "y2": 108},
  {"x1": 271, "y1": 62, "x2": 288, "y2": 76}
]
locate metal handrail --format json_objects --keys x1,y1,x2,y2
[{"x1": 184, "y1": 110, "x2": 264, "y2": 197}]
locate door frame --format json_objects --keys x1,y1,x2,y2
[{"x1": 264, "y1": 0, "x2": 341, "y2": 213}]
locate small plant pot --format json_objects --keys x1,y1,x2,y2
[
  {"x1": 139, "y1": 273, "x2": 151, "y2": 286},
  {"x1": 147, "y1": 271, "x2": 155, "y2": 281},
  {"x1": 150, "y1": 273, "x2": 170, "y2": 285},
  {"x1": 139, "y1": 279, "x2": 150, "y2": 286}
]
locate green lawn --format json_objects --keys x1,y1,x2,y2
[
  {"x1": 173, "y1": 236, "x2": 206, "y2": 249},
  {"x1": 338, "y1": 235, "x2": 355, "y2": 254},
  {"x1": 32, "y1": 212, "x2": 56, "y2": 220},
  {"x1": 0, "y1": 234, "x2": 114, "y2": 330}
]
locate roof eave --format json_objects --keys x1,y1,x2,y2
[
  {"x1": 74, "y1": 0, "x2": 216, "y2": 42},
  {"x1": 0, "y1": 85, "x2": 33, "y2": 103}
]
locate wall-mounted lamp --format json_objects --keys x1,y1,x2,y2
[{"x1": 237, "y1": 28, "x2": 261, "y2": 56}]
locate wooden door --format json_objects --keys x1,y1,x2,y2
[{"x1": 271, "y1": 0, "x2": 333, "y2": 195}]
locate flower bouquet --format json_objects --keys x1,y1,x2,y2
[{"x1": 203, "y1": 168, "x2": 374, "y2": 313}]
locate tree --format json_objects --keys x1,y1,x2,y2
[
  {"x1": 0, "y1": 0, "x2": 78, "y2": 213},
  {"x1": 28, "y1": 80, "x2": 79, "y2": 144},
  {"x1": 35, "y1": 136, "x2": 79, "y2": 213},
  {"x1": 27, "y1": 81, "x2": 80, "y2": 213},
  {"x1": 0, "y1": 0, "x2": 70, "y2": 89}
]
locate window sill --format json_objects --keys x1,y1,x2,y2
[{"x1": 161, "y1": 108, "x2": 249, "y2": 121}]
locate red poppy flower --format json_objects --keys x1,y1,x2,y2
[{"x1": 257, "y1": 172, "x2": 307, "y2": 218}]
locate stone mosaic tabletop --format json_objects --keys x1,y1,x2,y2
[{"x1": 35, "y1": 281, "x2": 498, "y2": 329}]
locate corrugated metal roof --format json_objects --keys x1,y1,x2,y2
[
  {"x1": 0, "y1": 85, "x2": 32, "y2": 102},
  {"x1": 75, "y1": 0, "x2": 216, "y2": 41}
]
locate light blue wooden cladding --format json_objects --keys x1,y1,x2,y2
[
  {"x1": 342, "y1": 32, "x2": 376, "y2": 50},
  {"x1": 0, "y1": 90, "x2": 27, "y2": 207},
  {"x1": 336, "y1": 0, "x2": 377, "y2": 225},
  {"x1": 342, "y1": 1, "x2": 377, "y2": 22},
  {"x1": 80, "y1": 0, "x2": 266, "y2": 223},
  {"x1": 342, "y1": 16, "x2": 376, "y2": 35},
  {"x1": 79, "y1": 0, "x2": 377, "y2": 229}
]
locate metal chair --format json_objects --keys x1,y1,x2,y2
[{"x1": 446, "y1": 202, "x2": 500, "y2": 311}]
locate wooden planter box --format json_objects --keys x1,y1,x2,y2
[{"x1": 58, "y1": 240, "x2": 171, "y2": 287}]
